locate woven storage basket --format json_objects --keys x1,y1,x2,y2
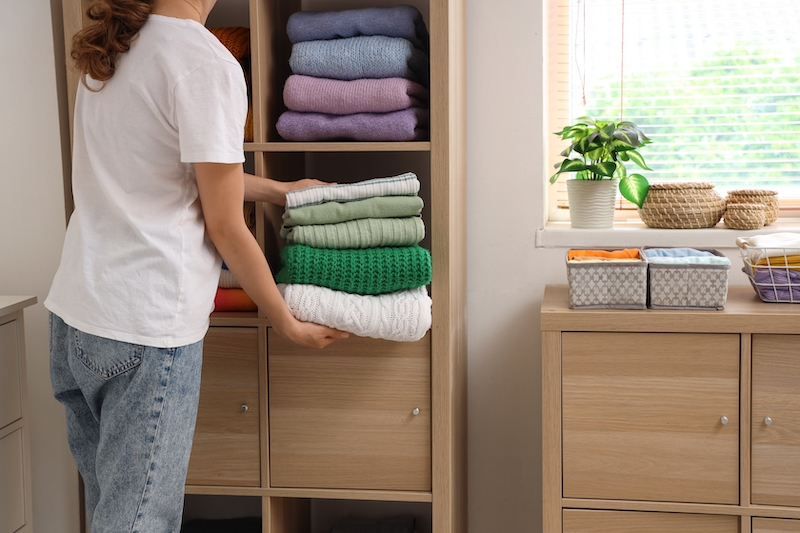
[
  {"x1": 566, "y1": 249, "x2": 647, "y2": 309},
  {"x1": 638, "y1": 182, "x2": 726, "y2": 229},
  {"x1": 738, "y1": 239, "x2": 800, "y2": 303},
  {"x1": 724, "y1": 203, "x2": 766, "y2": 230},
  {"x1": 644, "y1": 247, "x2": 730, "y2": 309},
  {"x1": 726, "y1": 189, "x2": 778, "y2": 225}
]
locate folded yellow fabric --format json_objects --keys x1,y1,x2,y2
[
  {"x1": 568, "y1": 249, "x2": 640, "y2": 260},
  {"x1": 756, "y1": 255, "x2": 800, "y2": 270}
]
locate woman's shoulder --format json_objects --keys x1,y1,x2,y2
[{"x1": 140, "y1": 15, "x2": 240, "y2": 70}]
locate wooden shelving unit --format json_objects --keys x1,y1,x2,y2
[{"x1": 59, "y1": 1, "x2": 466, "y2": 531}]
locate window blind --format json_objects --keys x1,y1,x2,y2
[{"x1": 547, "y1": 0, "x2": 800, "y2": 217}]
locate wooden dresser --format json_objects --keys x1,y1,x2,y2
[
  {"x1": 0, "y1": 296, "x2": 36, "y2": 533},
  {"x1": 542, "y1": 284, "x2": 800, "y2": 533}
]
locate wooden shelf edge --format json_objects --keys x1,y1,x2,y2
[
  {"x1": 209, "y1": 313, "x2": 268, "y2": 327},
  {"x1": 184, "y1": 485, "x2": 433, "y2": 503},
  {"x1": 244, "y1": 141, "x2": 431, "y2": 153},
  {"x1": 562, "y1": 498, "x2": 800, "y2": 520}
]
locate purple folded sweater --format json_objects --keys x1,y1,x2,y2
[
  {"x1": 276, "y1": 108, "x2": 429, "y2": 142},
  {"x1": 287, "y1": 5, "x2": 429, "y2": 52},
  {"x1": 283, "y1": 75, "x2": 429, "y2": 115}
]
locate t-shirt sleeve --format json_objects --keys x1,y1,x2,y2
[{"x1": 174, "y1": 59, "x2": 248, "y2": 164}]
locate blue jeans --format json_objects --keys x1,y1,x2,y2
[{"x1": 49, "y1": 313, "x2": 203, "y2": 533}]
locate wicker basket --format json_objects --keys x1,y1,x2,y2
[
  {"x1": 738, "y1": 239, "x2": 800, "y2": 303},
  {"x1": 726, "y1": 189, "x2": 778, "y2": 225},
  {"x1": 638, "y1": 182, "x2": 726, "y2": 229},
  {"x1": 724, "y1": 203, "x2": 766, "y2": 230}
]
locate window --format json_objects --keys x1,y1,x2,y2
[{"x1": 547, "y1": 0, "x2": 800, "y2": 222}]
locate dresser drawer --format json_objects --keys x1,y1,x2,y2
[
  {"x1": 562, "y1": 332, "x2": 740, "y2": 504},
  {"x1": 0, "y1": 320, "x2": 21, "y2": 430},
  {"x1": 564, "y1": 509, "x2": 738, "y2": 533},
  {"x1": 186, "y1": 327, "x2": 261, "y2": 487},
  {"x1": 268, "y1": 332, "x2": 431, "y2": 491},
  {"x1": 0, "y1": 429, "x2": 26, "y2": 533},
  {"x1": 753, "y1": 517, "x2": 800, "y2": 533}
]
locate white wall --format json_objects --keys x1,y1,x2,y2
[
  {"x1": 6, "y1": 1, "x2": 753, "y2": 533},
  {"x1": 0, "y1": 1, "x2": 80, "y2": 532}
]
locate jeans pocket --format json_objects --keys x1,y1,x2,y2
[{"x1": 74, "y1": 330, "x2": 144, "y2": 380}]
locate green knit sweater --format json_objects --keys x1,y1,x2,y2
[{"x1": 275, "y1": 244, "x2": 432, "y2": 295}]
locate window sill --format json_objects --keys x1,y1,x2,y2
[{"x1": 536, "y1": 218, "x2": 800, "y2": 249}]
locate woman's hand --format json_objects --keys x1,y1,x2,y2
[
  {"x1": 244, "y1": 174, "x2": 335, "y2": 206},
  {"x1": 273, "y1": 313, "x2": 350, "y2": 349}
]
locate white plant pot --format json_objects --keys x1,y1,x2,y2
[{"x1": 566, "y1": 179, "x2": 619, "y2": 229}]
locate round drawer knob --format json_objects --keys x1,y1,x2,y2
[
  {"x1": 412, "y1": 407, "x2": 420, "y2": 416},
  {"x1": 241, "y1": 405, "x2": 249, "y2": 412},
  {"x1": 765, "y1": 417, "x2": 773, "y2": 426},
  {"x1": 720, "y1": 416, "x2": 728, "y2": 425}
]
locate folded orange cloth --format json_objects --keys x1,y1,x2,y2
[
  {"x1": 568, "y1": 248, "x2": 640, "y2": 260},
  {"x1": 213, "y1": 288, "x2": 257, "y2": 312}
]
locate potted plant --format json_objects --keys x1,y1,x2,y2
[{"x1": 550, "y1": 117, "x2": 652, "y2": 228}]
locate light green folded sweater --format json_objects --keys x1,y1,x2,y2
[
  {"x1": 281, "y1": 216, "x2": 425, "y2": 249},
  {"x1": 282, "y1": 195, "x2": 424, "y2": 228}
]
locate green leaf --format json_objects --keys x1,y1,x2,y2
[
  {"x1": 626, "y1": 149, "x2": 653, "y2": 171},
  {"x1": 597, "y1": 122, "x2": 616, "y2": 143},
  {"x1": 619, "y1": 174, "x2": 650, "y2": 208},
  {"x1": 559, "y1": 159, "x2": 588, "y2": 173},
  {"x1": 587, "y1": 161, "x2": 617, "y2": 177}
]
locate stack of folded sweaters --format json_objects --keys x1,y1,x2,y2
[
  {"x1": 276, "y1": 5, "x2": 430, "y2": 142},
  {"x1": 276, "y1": 172, "x2": 432, "y2": 342}
]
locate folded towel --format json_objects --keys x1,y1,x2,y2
[
  {"x1": 289, "y1": 36, "x2": 430, "y2": 86},
  {"x1": 283, "y1": 75, "x2": 429, "y2": 115},
  {"x1": 755, "y1": 255, "x2": 800, "y2": 270},
  {"x1": 282, "y1": 195, "x2": 424, "y2": 228},
  {"x1": 282, "y1": 217, "x2": 425, "y2": 249},
  {"x1": 286, "y1": 172, "x2": 420, "y2": 208},
  {"x1": 647, "y1": 256, "x2": 731, "y2": 265},
  {"x1": 644, "y1": 247, "x2": 718, "y2": 258},
  {"x1": 737, "y1": 233, "x2": 800, "y2": 263},
  {"x1": 567, "y1": 249, "x2": 641, "y2": 260},
  {"x1": 748, "y1": 267, "x2": 800, "y2": 302},
  {"x1": 275, "y1": 244, "x2": 432, "y2": 295},
  {"x1": 213, "y1": 288, "x2": 257, "y2": 312},
  {"x1": 279, "y1": 284, "x2": 431, "y2": 342},
  {"x1": 287, "y1": 5, "x2": 429, "y2": 51},
  {"x1": 276, "y1": 108, "x2": 428, "y2": 142}
]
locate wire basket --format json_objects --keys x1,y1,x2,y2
[{"x1": 738, "y1": 239, "x2": 800, "y2": 303}]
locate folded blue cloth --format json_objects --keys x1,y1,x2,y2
[
  {"x1": 289, "y1": 36, "x2": 430, "y2": 87},
  {"x1": 644, "y1": 247, "x2": 717, "y2": 258},
  {"x1": 287, "y1": 5, "x2": 429, "y2": 52}
]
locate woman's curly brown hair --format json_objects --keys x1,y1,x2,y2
[{"x1": 71, "y1": 0, "x2": 152, "y2": 89}]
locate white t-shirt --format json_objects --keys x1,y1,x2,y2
[{"x1": 45, "y1": 15, "x2": 248, "y2": 348}]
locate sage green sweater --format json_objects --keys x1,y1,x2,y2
[{"x1": 281, "y1": 216, "x2": 425, "y2": 248}]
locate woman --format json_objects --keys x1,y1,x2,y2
[{"x1": 45, "y1": 0, "x2": 347, "y2": 531}]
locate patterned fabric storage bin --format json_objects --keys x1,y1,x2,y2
[
  {"x1": 644, "y1": 248, "x2": 730, "y2": 309},
  {"x1": 566, "y1": 249, "x2": 648, "y2": 309}
]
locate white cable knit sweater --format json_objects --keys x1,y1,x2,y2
[{"x1": 278, "y1": 283, "x2": 431, "y2": 342}]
